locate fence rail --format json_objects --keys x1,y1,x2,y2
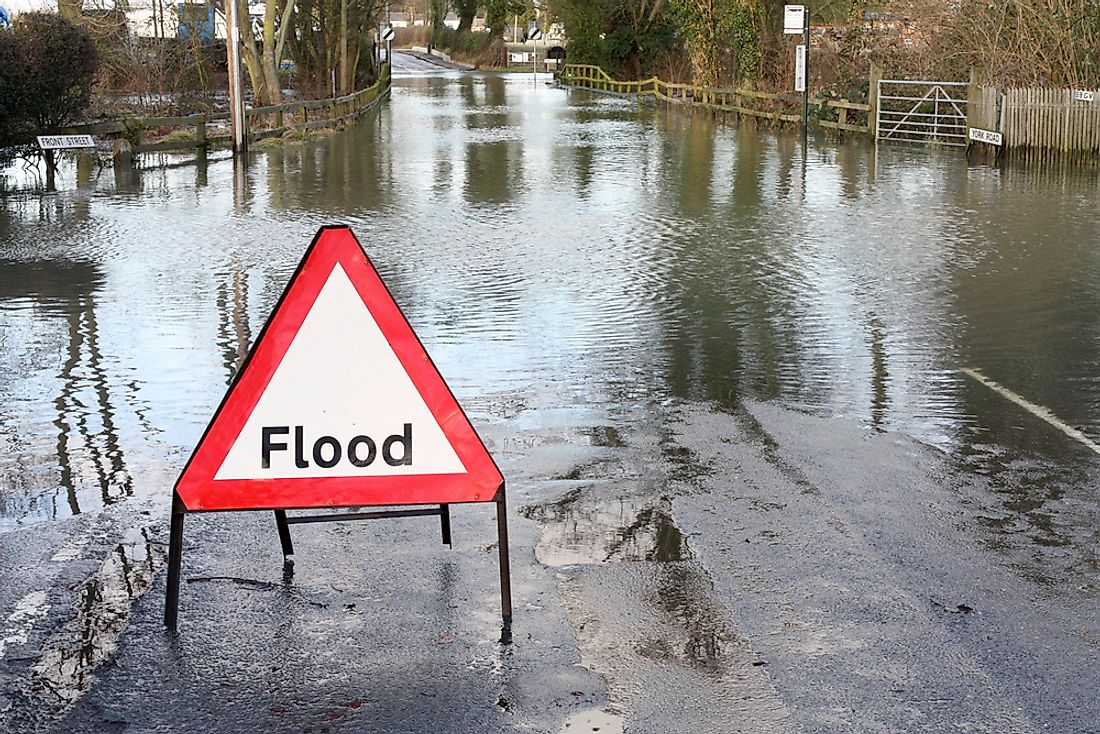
[
  {"x1": 563, "y1": 64, "x2": 1100, "y2": 164},
  {"x1": 59, "y1": 65, "x2": 391, "y2": 156},
  {"x1": 559, "y1": 64, "x2": 871, "y2": 134}
]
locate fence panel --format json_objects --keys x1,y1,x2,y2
[{"x1": 1000, "y1": 86, "x2": 1100, "y2": 160}]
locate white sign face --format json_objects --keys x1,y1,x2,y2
[
  {"x1": 215, "y1": 262, "x2": 467, "y2": 480},
  {"x1": 37, "y1": 135, "x2": 95, "y2": 150},
  {"x1": 529, "y1": 28, "x2": 542, "y2": 41},
  {"x1": 784, "y1": 5, "x2": 806, "y2": 34},
  {"x1": 968, "y1": 127, "x2": 1003, "y2": 146},
  {"x1": 794, "y1": 45, "x2": 806, "y2": 92},
  {"x1": 381, "y1": 26, "x2": 395, "y2": 41},
  {"x1": 1073, "y1": 90, "x2": 1096, "y2": 103}
]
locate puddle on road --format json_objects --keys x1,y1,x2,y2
[
  {"x1": 521, "y1": 489, "x2": 690, "y2": 566},
  {"x1": 557, "y1": 561, "x2": 791, "y2": 733},
  {"x1": 559, "y1": 707, "x2": 625, "y2": 734},
  {"x1": 32, "y1": 526, "x2": 165, "y2": 706},
  {"x1": 637, "y1": 563, "x2": 733, "y2": 672}
]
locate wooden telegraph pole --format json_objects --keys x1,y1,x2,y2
[{"x1": 225, "y1": 0, "x2": 247, "y2": 153}]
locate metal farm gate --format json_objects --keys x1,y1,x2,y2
[{"x1": 876, "y1": 79, "x2": 969, "y2": 147}]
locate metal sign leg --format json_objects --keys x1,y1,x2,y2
[
  {"x1": 439, "y1": 503, "x2": 452, "y2": 546},
  {"x1": 164, "y1": 493, "x2": 187, "y2": 631},
  {"x1": 496, "y1": 488, "x2": 513, "y2": 639},
  {"x1": 274, "y1": 510, "x2": 294, "y2": 557}
]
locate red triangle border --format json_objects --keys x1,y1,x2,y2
[{"x1": 174, "y1": 226, "x2": 504, "y2": 511}]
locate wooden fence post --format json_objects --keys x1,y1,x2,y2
[{"x1": 869, "y1": 62, "x2": 882, "y2": 140}]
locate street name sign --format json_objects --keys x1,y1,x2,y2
[
  {"x1": 1073, "y1": 90, "x2": 1096, "y2": 103},
  {"x1": 165, "y1": 225, "x2": 511, "y2": 634},
  {"x1": 784, "y1": 5, "x2": 806, "y2": 34},
  {"x1": 968, "y1": 127, "x2": 1003, "y2": 146},
  {"x1": 37, "y1": 135, "x2": 95, "y2": 149}
]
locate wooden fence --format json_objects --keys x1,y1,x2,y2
[
  {"x1": 999, "y1": 88, "x2": 1100, "y2": 163},
  {"x1": 559, "y1": 64, "x2": 871, "y2": 135},
  {"x1": 63, "y1": 65, "x2": 391, "y2": 157}
]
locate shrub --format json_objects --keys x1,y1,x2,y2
[
  {"x1": 0, "y1": 12, "x2": 99, "y2": 189},
  {"x1": 0, "y1": 12, "x2": 99, "y2": 136}
]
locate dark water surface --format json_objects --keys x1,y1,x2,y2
[{"x1": 2, "y1": 67, "x2": 1099, "y2": 548}]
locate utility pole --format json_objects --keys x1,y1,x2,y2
[
  {"x1": 801, "y1": 2, "x2": 810, "y2": 150},
  {"x1": 225, "y1": 0, "x2": 247, "y2": 153}
]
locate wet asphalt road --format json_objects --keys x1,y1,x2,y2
[
  {"x1": 3, "y1": 397, "x2": 1098, "y2": 733},
  {"x1": 2, "y1": 52, "x2": 1100, "y2": 733}
]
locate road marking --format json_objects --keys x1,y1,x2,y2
[
  {"x1": 962, "y1": 367, "x2": 1100, "y2": 457},
  {"x1": 0, "y1": 590, "x2": 50, "y2": 660}
]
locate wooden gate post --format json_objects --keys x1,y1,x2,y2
[{"x1": 869, "y1": 62, "x2": 882, "y2": 141}]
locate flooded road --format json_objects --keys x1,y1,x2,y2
[{"x1": 2, "y1": 55, "x2": 1099, "y2": 732}]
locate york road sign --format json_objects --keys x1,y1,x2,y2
[
  {"x1": 166, "y1": 225, "x2": 511, "y2": 633},
  {"x1": 968, "y1": 127, "x2": 1003, "y2": 146}
]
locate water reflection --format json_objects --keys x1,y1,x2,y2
[
  {"x1": 0, "y1": 72, "x2": 1097, "y2": 572},
  {"x1": 0, "y1": 261, "x2": 134, "y2": 524},
  {"x1": 522, "y1": 488, "x2": 690, "y2": 566},
  {"x1": 34, "y1": 526, "x2": 165, "y2": 704},
  {"x1": 642, "y1": 563, "x2": 732, "y2": 672},
  {"x1": 53, "y1": 292, "x2": 133, "y2": 511},
  {"x1": 215, "y1": 268, "x2": 252, "y2": 379}
]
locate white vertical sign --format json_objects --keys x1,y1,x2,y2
[
  {"x1": 784, "y1": 5, "x2": 806, "y2": 34},
  {"x1": 794, "y1": 45, "x2": 806, "y2": 92}
]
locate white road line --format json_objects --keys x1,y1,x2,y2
[
  {"x1": 0, "y1": 590, "x2": 49, "y2": 661},
  {"x1": 962, "y1": 367, "x2": 1100, "y2": 457}
]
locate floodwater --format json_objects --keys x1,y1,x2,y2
[
  {"x1": 3, "y1": 55, "x2": 1100, "y2": 732},
  {"x1": 2, "y1": 63, "x2": 1099, "y2": 532}
]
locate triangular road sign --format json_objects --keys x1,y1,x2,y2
[{"x1": 175, "y1": 226, "x2": 503, "y2": 511}]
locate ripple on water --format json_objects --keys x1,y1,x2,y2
[{"x1": 3, "y1": 71, "x2": 1100, "y2": 535}]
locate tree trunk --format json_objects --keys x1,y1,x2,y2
[
  {"x1": 43, "y1": 150, "x2": 57, "y2": 192},
  {"x1": 339, "y1": 0, "x2": 349, "y2": 95},
  {"x1": 262, "y1": 0, "x2": 284, "y2": 104},
  {"x1": 628, "y1": 47, "x2": 642, "y2": 80}
]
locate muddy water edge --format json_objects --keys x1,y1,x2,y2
[{"x1": 1, "y1": 57, "x2": 1100, "y2": 732}]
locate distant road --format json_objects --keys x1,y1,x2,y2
[{"x1": 390, "y1": 49, "x2": 460, "y2": 73}]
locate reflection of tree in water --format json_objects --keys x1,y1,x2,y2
[
  {"x1": 34, "y1": 528, "x2": 165, "y2": 704},
  {"x1": 0, "y1": 261, "x2": 130, "y2": 518},
  {"x1": 671, "y1": 114, "x2": 716, "y2": 217},
  {"x1": 261, "y1": 120, "x2": 390, "y2": 215},
  {"x1": 642, "y1": 562, "x2": 732, "y2": 673},
  {"x1": 216, "y1": 268, "x2": 252, "y2": 380},
  {"x1": 53, "y1": 292, "x2": 132, "y2": 514},
  {"x1": 657, "y1": 131, "x2": 809, "y2": 409},
  {"x1": 522, "y1": 488, "x2": 689, "y2": 564}
]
